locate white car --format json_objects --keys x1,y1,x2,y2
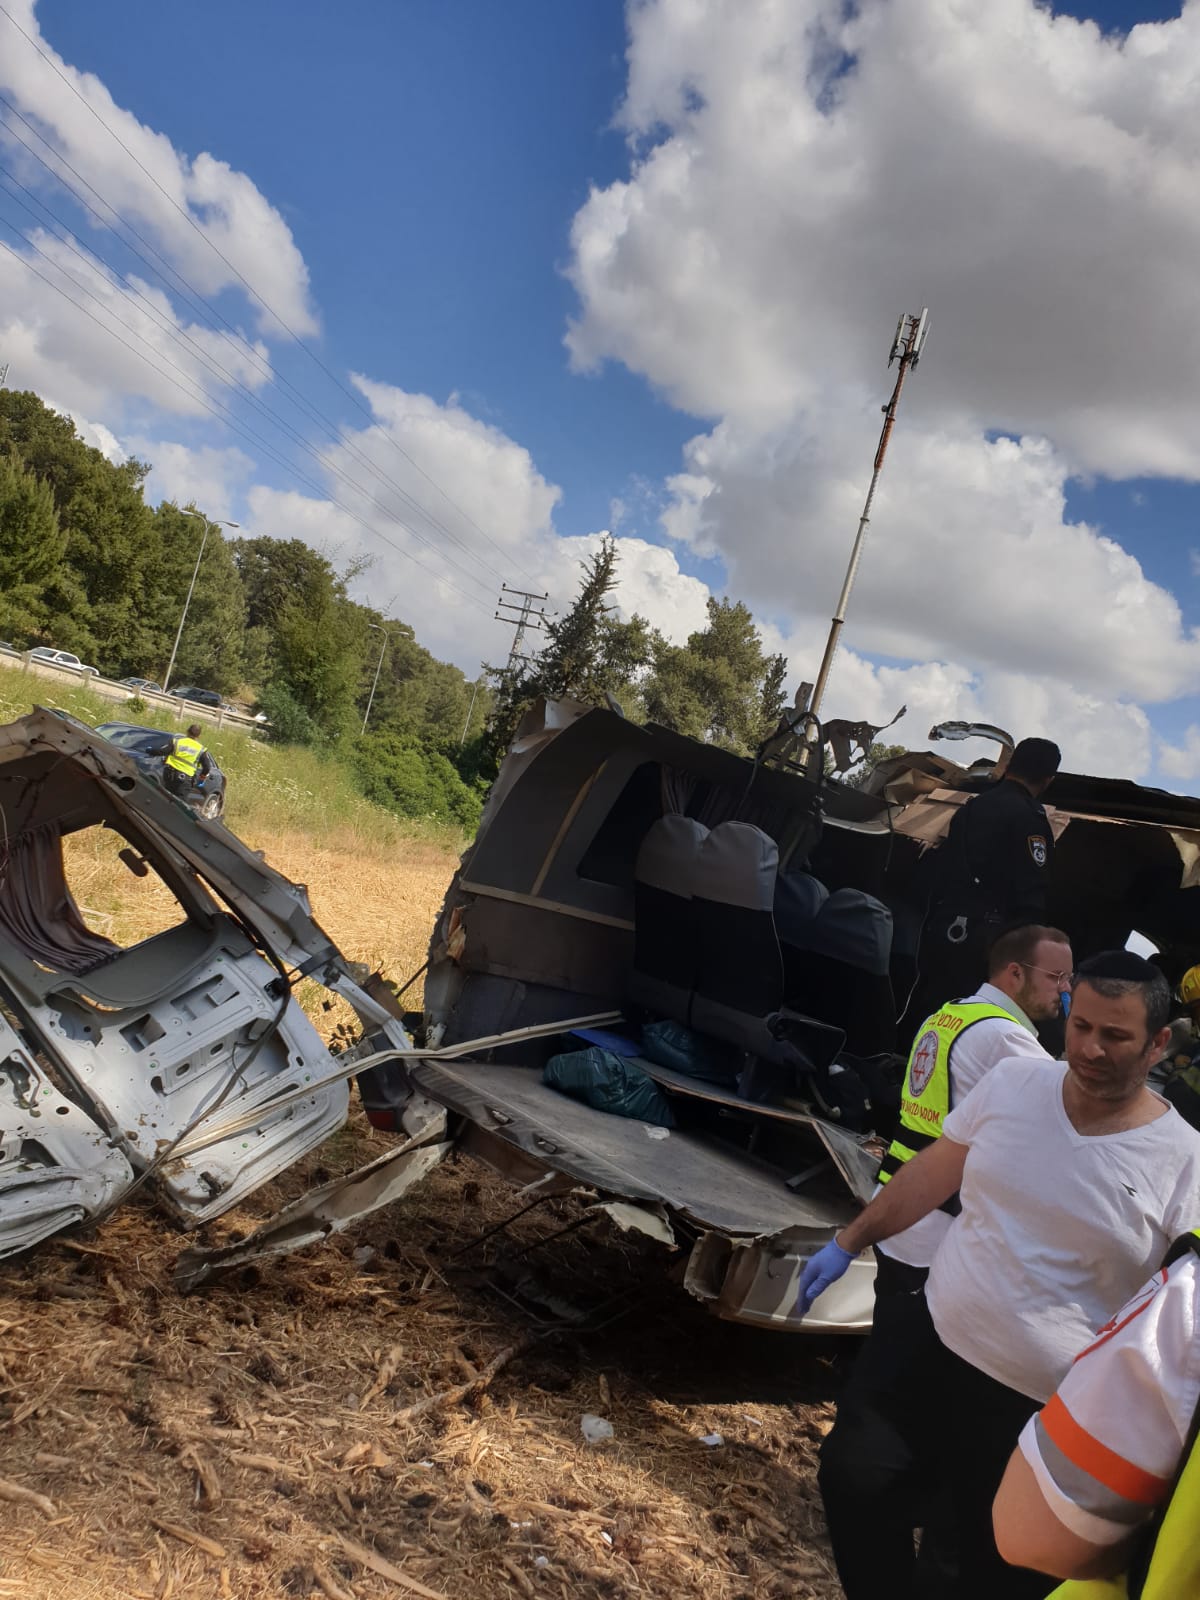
[{"x1": 28, "y1": 647, "x2": 100, "y2": 675}]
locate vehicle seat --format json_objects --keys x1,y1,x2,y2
[
  {"x1": 689, "y1": 821, "x2": 843, "y2": 1076},
  {"x1": 627, "y1": 814, "x2": 709, "y2": 1023}
]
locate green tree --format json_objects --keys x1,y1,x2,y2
[
  {"x1": 0, "y1": 453, "x2": 66, "y2": 639},
  {"x1": 485, "y1": 538, "x2": 657, "y2": 761},
  {"x1": 643, "y1": 597, "x2": 778, "y2": 752}
]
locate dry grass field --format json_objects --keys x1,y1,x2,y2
[{"x1": 0, "y1": 682, "x2": 846, "y2": 1600}]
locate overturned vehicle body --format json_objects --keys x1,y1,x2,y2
[
  {"x1": 0, "y1": 709, "x2": 417, "y2": 1257},
  {"x1": 360, "y1": 701, "x2": 1200, "y2": 1334}
]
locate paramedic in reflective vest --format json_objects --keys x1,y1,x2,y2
[
  {"x1": 162, "y1": 724, "x2": 212, "y2": 799},
  {"x1": 993, "y1": 1230, "x2": 1200, "y2": 1599},
  {"x1": 799, "y1": 952, "x2": 1200, "y2": 1600},
  {"x1": 817, "y1": 924, "x2": 1073, "y2": 1599},
  {"x1": 910, "y1": 736, "x2": 1061, "y2": 1032}
]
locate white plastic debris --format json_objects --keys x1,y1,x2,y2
[
  {"x1": 509, "y1": 1521, "x2": 533, "y2": 1530},
  {"x1": 534, "y1": 1556, "x2": 550, "y2": 1569},
  {"x1": 699, "y1": 1431, "x2": 724, "y2": 1447},
  {"x1": 581, "y1": 1413, "x2": 615, "y2": 1445},
  {"x1": 600, "y1": 1531, "x2": 614, "y2": 1546},
  {"x1": 352, "y1": 1245, "x2": 376, "y2": 1266},
  {"x1": 643, "y1": 1125, "x2": 670, "y2": 1141},
  {"x1": 742, "y1": 1414, "x2": 764, "y2": 1427}
]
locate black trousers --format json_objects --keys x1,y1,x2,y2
[
  {"x1": 818, "y1": 1254, "x2": 1057, "y2": 1600},
  {"x1": 932, "y1": 1348, "x2": 1057, "y2": 1600},
  {"x1": 818, "y1": 1250, "x2": 957, "y2": 1600}
]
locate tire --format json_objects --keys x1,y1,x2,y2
[{"x1": 199, "y1": 793, "x2": 222, "y2": 820}]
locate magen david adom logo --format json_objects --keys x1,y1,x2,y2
[{"x1": 909, "y1": 1030, "x2": 939, "y2": 1098}]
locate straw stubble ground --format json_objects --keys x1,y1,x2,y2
[{"x1": 2, "y1": 810, "x2": 845, "y2": 1599}]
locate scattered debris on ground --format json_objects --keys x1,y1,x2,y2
[{"x1": 0, "y1": 1108, "x2": 846, "y2": 1599}]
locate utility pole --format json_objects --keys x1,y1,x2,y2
[
  {"x1": 495, "y1": 584, "x2": 549, "y2": 671},
  {"x1": 809, "y1": 308, "x2": 930, "y2": 722}
]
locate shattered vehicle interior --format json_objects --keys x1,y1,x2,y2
[
  {"x1": 9, "y1": 702, "x2": 1200, "y2": 1339},
  {"x1": 0, "y1": 709, "x2": 415, "y2": 1259}
]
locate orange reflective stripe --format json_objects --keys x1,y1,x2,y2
[{"x1": 1041, "y1": 1395, "x2": 1170, "y2": 1508}]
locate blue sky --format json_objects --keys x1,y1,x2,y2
[{"x1": 5, "y1": 0, "x2": 1200, "y2": 785}]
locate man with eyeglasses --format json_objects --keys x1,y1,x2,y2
[
  {"x1": 817, "y1": 923, "x2": 1072, "y2": 1598},
  {"x1": 803, "y1": 951, "x2": 1200, "y2": 1599}
]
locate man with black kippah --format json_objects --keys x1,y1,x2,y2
[{"x1": 802, "y1": 951, "x2": 1200, "y2": 1599}]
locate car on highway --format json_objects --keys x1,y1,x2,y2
[
  {"x1": 0, "y1": 641, "x2": 20, "y2": 656},
  {"x1": 28, "y1": 646, "x2": 99, "y2": 675},
  {"x1": 95, "y1": 720, "x2": 227, "y2": 819},
  {"x1": 169, "y1": 685, "x2": 222, "y2": 708},
  {"x1": 120, "y1": 676, "x2": 163, "y2": 694}
]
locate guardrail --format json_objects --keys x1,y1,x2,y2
[{"x1": 1, "y1": 650, "x2": 269, "y2": 735}]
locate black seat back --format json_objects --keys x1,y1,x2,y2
[
  {"x1": 627, "y1": 814, "x2": 709, "y2": 1023},
  {"x1": 691, "y1": 821, "x2": 784, "y2": 1037}
]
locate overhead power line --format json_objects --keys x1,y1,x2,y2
[
  {"x1": 0, "y1": 230, "x2": 496, "y2": 619},
  {"x1": 0, "y1": 205, "x2": 498, "y2": 605},
  {"x1": 0, "y1": 0, "x2": 540, "y2": 586}
]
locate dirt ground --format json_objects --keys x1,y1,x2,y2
[
  {"x1": 0, "y1": 1117, "x2": 848, "y2": 1600},
  {"x1": 1, "y1": 826, "x2": 849, "y2": 1598}
]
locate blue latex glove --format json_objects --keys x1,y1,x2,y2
[{"x1": 797, "y1": 1238, "x2": 856, "y2": 1315}]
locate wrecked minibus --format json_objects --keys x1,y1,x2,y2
[{"x1": 6, "y1": 703, "x2": 1200, "y2": 1336}]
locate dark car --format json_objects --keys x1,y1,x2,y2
[
  {"x1": 95, "y1": 722, "x2": 227, "y2": 819},
  {"x1": 169, "y1": 685, "x2": 222, "y2": 708},
  {"x1": 121, "y1": 676, "x2": 163, "y2": 694}
]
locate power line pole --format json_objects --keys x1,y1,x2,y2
[
  {"x1": 809, "y1": 308, "x2": 930, "y2": 722},
  {"x1": 495, "y1": 584, "x2": 549, "y2": 670}
]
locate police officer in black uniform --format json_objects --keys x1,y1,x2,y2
[{"x1": 908, "y1": 737, "x2": 1061, "y2": 1034}]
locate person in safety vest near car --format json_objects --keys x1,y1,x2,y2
[
  {"x1": 800, "y1": 951, "x2": 1200, "y2": 1600},
  {"x1": 161, "y1": 724, "x2": 213, "y2": 800},
  {"x1": 993, "y1": 1230, "x2": 1200, "y2": 1599},
  {"x1": 818, "y1": 923, "x2": 1073, "y2": 1600}
]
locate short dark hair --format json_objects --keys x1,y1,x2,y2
[
  {"x1": 1073, "y1": 950, "x2": 1171, "y2": 1036},
  {"x1": 987, "y1": 923, "x2": 1071, "y2": 977},
  {"x1": 1007, "y1": 737, "x2": 1061, "y2": 785},
  {"x1": 186, "y1": 723, "x2": 202, "y2": 738}
]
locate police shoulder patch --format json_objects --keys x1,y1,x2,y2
[{"x1": 1028, "y1": 834, "x2": 1048, "y2": 866}]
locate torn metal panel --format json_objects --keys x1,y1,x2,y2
[
  {"x1": 412, "y1": 1059, "x2": 858, "y2": 1238},
  {"x1": 0, "y1": 709, "x2": 416, "y2": 1256},
  {"x1": 173, "y1": 1119, "x2": 450, "y2": 1291},
  {"x1": 0, "y1": 1017, "x2": 133, "y2": 1254},
  {"x1": 595, "y1": 1200, "x2": 675, "y2": 1247},
  {"x1": 683, "y1": 1230, "x2": 875, "y2": 1333}
]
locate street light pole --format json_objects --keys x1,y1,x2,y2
[
  {"x1": 162, "y1": 508, "x2": 239, "y2": 693},
  {"x1": 362, "y1": 622, "x2": 393, "y2": 735},
  {"x1": 459, "y1": 674, "x2": 483, "y2": 749}
]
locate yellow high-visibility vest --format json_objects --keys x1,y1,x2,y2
[
  {"x1": 165, "y1": 735, "x2": 204, "y2": 778},
  {"x1": 877, "y1": 999, "x2": 1021, "y2": 1209},
  {"x1": 1048, "y1": 1232, "x2": 1200, "y2": 1600}
]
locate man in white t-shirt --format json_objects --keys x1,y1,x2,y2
[
  {"x1": 993, "y1": 1236, "x2": 1200, "y2": 1594},
  {"x1": 819, "y1": 923, "x2": 1072, "y2": 1599},
  {"x1": 799, "y1": 951, "x2": 1200, "y2": 1600}
]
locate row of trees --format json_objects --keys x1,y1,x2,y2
[{"x1": 0, "y1": 390, "x2": 488, "y2": 826}]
